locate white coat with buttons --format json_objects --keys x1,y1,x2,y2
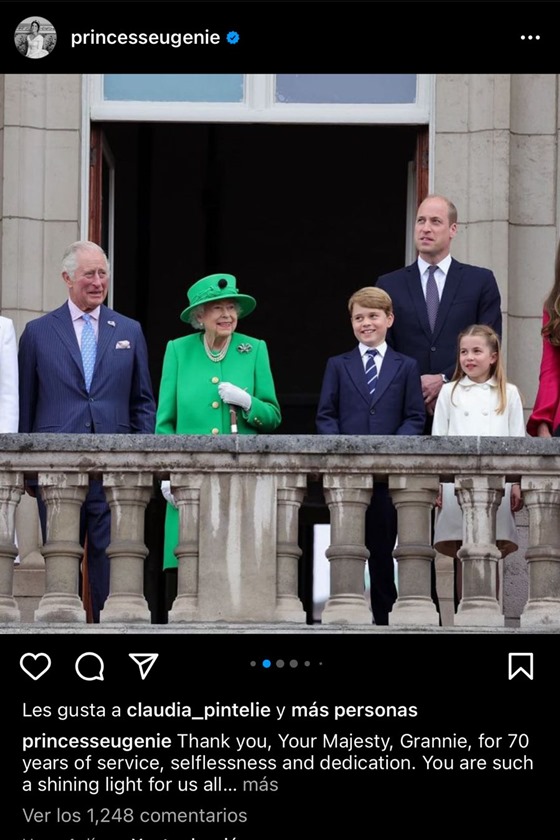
[{"x1": 431, "y1": 376, "x2": 526, "y2": 557}]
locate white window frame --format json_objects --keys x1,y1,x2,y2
[{"x1": 89, "y1": 74, "x2": 431, "y2": 124}]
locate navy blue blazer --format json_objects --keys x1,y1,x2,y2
[
  {"x1": 316, "y1": 345, "x2": 425, "y2": 435},
  {"x1": 18, "y1": 302, "x2": 156, "y2": 434},
  {"x1": 376, "y1": 258, "x2": 502, "y2": 381}
]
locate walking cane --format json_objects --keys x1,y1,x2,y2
[{"x1": 230, "y1": 407, "x2": 238, "y2": 434}]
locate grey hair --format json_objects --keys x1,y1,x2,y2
[
  {"x1": 188, "y1": 301, "x2": 241, "y2": 330},
  {"x1": 62, "y1": 241, "x2": 110, "y2": 280}
]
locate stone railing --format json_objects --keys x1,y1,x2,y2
[{"x1": 1, "y1": 434, "x2": 560, "y2": 629}]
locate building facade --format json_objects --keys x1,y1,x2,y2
[{"x1": 1, "y1": 73, "x2": 558, "y2": 625}]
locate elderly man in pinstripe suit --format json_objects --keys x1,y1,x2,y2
[{"x1": 18, "y1": 241, "x2": 156, "y2": 621}]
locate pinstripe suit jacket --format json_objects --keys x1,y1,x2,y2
[{"x1": 18, "y1": 302, "x2": 156, "y2": 434}]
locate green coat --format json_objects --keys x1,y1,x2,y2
[{"x1": 156, "y1": 331, "x2": 281, "y2": 569}]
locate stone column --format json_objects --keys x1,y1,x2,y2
[
  {"x1": 321, "y1": 475, "x2": 372, "y2": 624},
  {"x1": 455, "y1": 475, "x2": 504, "y2": 626},
  {"x1": 275, "y1": 474, "x2": 307, "y2": 622},
  {"x1": 13, "y1": 495, "x2": 46, "y2": 622},
  {"x1": 34, "y1": 472, "x2": 89, "y2": 623},
  {"x1": 520, "y1": 476, "x2": 560, "y2": 626},
  {"x1": 389, "y1": 474, "x2": 440, "y2": 626},
  {"x1": 168, "y1": 474, "x2": 204, "y2": 623},
  {"x1": 196, "y1": 473, "x2": 278, "y2": 621},
  {"x1": 0, "y1": 471, "x2": 24, "y2": 621},
  {"x1": 100, "y1": 472, "x2": 153, "y2": 623}
]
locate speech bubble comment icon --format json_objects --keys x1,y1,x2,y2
[
  {"x1": 20, "y1": 652, "x2": 52, "y2": 681},
  {"x1": 75, "y1": 651, "x2": 105, "y2": 681}
]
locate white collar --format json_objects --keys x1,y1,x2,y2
[{"x1": 457, "y1": 375, "x2": 498, "y2": 388}]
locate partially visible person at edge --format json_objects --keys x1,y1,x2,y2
[
  {"x1": 316, "y1": 286, "x2": 425, "y2": 625},
  {"x1": 156, "y1": 273, "x2": 281, "y2": 572},
  {"x1": 432, "y1": 325, "x2": 525, "y2": 601},
  {"x1": 0, "y1": 314, "x2": 19, "y2": 433},
  {"x1": 1, "y1": 314, "x2": 20, "y2": 562},
  {"x1": 527, "y1": 240, "x2": 560, "y2": 437},
  {"x1": 376, "y1": 194, "x2": 502, "y2": 432},
  {"x1": 18, "y1": 241, "x2": 156, "y2": 622}
]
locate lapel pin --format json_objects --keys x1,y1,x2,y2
[{"x1": 107, "y1": 320, "x2": 116, "y2": 327}]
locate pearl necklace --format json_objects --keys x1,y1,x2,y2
[{"x1": 203, "y1": 333, "x2": 231, "y2": 362}]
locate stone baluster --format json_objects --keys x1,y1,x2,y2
[
  {"x1": 321, "y1": 475, "x2": 373, "y2": 624},
  {"x1": 275, "y1": 474, "x2": 307, "y2": 622},
  {"x1": 389, "y1": 474, "x2": 440, "y2": 625},
  {"x1": 34, "y1": 472, "x2": 89, "y2": 623},
  {"x1": 520, "y1": 476, "x2": 560, "y2": 626},
  {"x1": 0, "y1": 471, "x2": 24, "y2": 621},
  {"x1": 168, "y1": 473, "x2": 204, "y2": 623},
  {"x1": 455, "y1": 475, "x2": 504, "y2": 626},
  {"x1": 100, "y1": 472, "x2": 154, "y2": 623}
]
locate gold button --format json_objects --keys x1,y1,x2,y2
[
  {"x1": 212, "y1": 376, "x2": 219, "y2": 384},
  {"x1": 211, "y1": 428, "x2": 220, "y2": 435},
  {"x1": 212, "y1": 401, "x2": 220, "y2": 409}
]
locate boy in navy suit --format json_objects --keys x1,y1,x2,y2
[{"x1": 316, "y1": 287, "x2": 425, "y2": 624}]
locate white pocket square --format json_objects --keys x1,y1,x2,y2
[{"x1": 115, "y1": 340, "x2": 131, "y2": 349}]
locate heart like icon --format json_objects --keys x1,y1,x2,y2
[{"x1": 20, "y1": 652, "x2": 52, "y2": 681}]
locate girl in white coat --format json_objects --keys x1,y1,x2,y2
[{"x1": 432, "y1": 324, "x2": 525, "y2": 564}]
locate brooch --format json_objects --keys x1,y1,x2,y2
[
  {"x1": 107, "y1": 320, "x2": 116, "y2": 327},
  {"x1": 237, "y1": 343, "x2": 253, "y2": 353}
]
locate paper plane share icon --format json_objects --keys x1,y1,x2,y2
[{"x1": 129, "y1": 653, "x2": 159, "y2": 680}]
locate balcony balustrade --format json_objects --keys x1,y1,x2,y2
[{"x1": 1, "y1": 433, "x2": 560, "y2": 630}]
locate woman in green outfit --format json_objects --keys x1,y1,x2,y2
[{"x1": 156, "y1": 273, "x2": 282, "y2": 570}]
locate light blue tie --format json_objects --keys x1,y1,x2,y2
[
  {"x1": 81, "y1": 313, "x2": 97, "y2": 392},
  {"x1": 365, "y1": 348, "x2": 379, "y2": 395}
]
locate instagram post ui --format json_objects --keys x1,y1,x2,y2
[{"x1": 1, "y1": 1, "x2": 560, "y2": 836}]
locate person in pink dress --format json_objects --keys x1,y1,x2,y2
[{"x1": 527, "y1": 241, "x2": 560, "y2": 437}]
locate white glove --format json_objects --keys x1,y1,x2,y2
[
  {"x1": 161, "y1": 480, "x2": 178, "y2": 509},
  {"x1": 218, "y1": 382, "x2": 252, "y2": 412}
]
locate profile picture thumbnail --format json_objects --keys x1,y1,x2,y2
[{"x1": 14, "y1": 16, "x2": 57, "y2": 59}]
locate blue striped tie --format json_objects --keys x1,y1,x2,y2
[
  {"x1": 365, "y1": 348, "x2": 379, "y2": 395},
  {"x1": 81, "y1": 313, "x2": 97, "y2": 392}
]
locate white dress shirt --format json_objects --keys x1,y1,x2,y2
[
  {"x1": 418, "y1": 254, "x2": 452, "y2": 301},
  {"x1": 68, "y1": 299, "x2": 100, "y2": 343},
  {"x1": 359, "y1": 340, "x2": 387, "y2": 375}
]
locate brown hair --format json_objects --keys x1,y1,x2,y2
[
  {"x1": 348, "y1": 286, "x2": 393, "y2": 317},
  {"x1": 418, "y1": 194, "x2": 458, "y2": 225},
  {"x1": 450, "y1": 324, "x2": 509, "y2": 414},
  {"x1": 542, "y1": 240, "x2": 560, "y2": 345}
]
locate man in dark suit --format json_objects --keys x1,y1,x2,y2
[
  {"x1": 18, "y1": 240, "x2": 156, "y2": 622},
  {"x1": 376, "y1": 194, "x2": 502, "y2": 611},
  {"x1": 376, "y1": 194, "x2": 502, "y2": 429},
  {"x1": 316, "y1": 286, "x2": 425, "y2": 624}
]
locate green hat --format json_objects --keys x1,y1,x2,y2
[{"x1": 180, "y1": 273, "x2": 257, "y2": 323}]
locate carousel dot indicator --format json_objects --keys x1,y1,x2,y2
[
  {"x1": 276, "y1": 659, "x2": 285, "y2": 668},
  {"x1": 289, "y1": 659, "x2": 299, "y2": 668},
  {"x1": 262, "y1": 659, "x2": 272, "y2": 668}
]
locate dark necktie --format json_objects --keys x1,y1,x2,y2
[
  {"x1": 81, "y1": 313, "x2": 97, "y2": 392},
  {"x1": 365, "y1": 348, "x2": 379, "y2": 395},
  {"x1": 426, "y1": 264, "x2": 440, "y2": 332}
]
